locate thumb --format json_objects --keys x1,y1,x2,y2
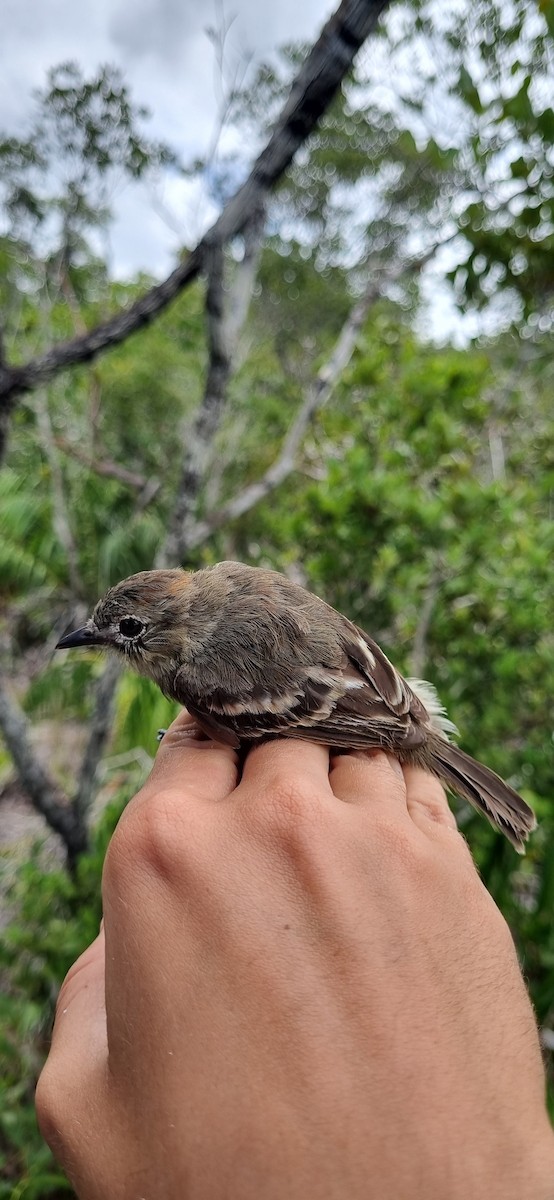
[
  {"x1": 143, "y1": 708, "x2": 240, "y2": 802},
  {"x1": 36, "y1": 930, "x2": 107, "y2": 1147},
  {"x1": 49, "y1": 929, "x2": 106, "y2": 1058}
]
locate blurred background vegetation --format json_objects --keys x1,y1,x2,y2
[{"x1": 1, "y1": 0, "x2": 554, "y2": 1193}]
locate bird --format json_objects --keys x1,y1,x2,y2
[{"x1": 56, "y1": 560, "x2": 536, "y2": 851}]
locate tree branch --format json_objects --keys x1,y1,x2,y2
[
  {"x1": 34, "y1": 391, "x2": 83, "y2": 598},
  {"x1": 0, "y1": 0, "x2": 391, "y2": 438},
  {"x1": 226, "y1": 216, "x2": 266, "y2": 348},
  {"x1": 408, "y1": 562, "x2": 443, "y2": 679},
  {"x1": 0, "y1": 655, "x2": 122, "y2": 863},
  {"x1": 0, "y1": 675, "x2": 88, "y2": 862},
  {"x1": 183, "y1": 253, "x2": 432, "y2": 547},
  {"x1": 54, "y1": 435, "x2": 153, "y2": 491},
  {"x1": 159, "y1": 208, "x2": 265, "y2": 565}
]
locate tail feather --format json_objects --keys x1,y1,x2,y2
[{"x1": 430, "y1": 739, "x2": 536, "y2": 853}]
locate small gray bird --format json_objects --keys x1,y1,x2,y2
[{"x1": 56, "y1": 560, "x2": 536, "y2": 850}]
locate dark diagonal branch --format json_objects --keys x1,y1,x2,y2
[
  {"x1": 0, "y1": 677, "x2": 88, "y2": 862},
  {"x1": 0, "y1": 0, "x2": 391, "y2": 433},
  {"x1": 0, "y1": 656, "x2": 122, "y2": 864}
]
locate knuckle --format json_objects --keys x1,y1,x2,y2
[
  {"x1": 247, "y1": 772, "x2": 325, "y2": 849},
  {"x1": 371, "y1": 814, "x2": 434, "y2": 874},
  {"x1": 104, "y1": 787, "x2": 196, "y2": 892},
  {"x1": 189, "y1": 752, "x2": 236, "y2": 796},
  {"x1": 35, "y1": 1062, "x2": 70, "y2": 1157},
  {"x1": 36, "y1": 1060, "x2": 107, "y2": 1183},
  {"x1": 153, "y1": 743, "x2": 238, "y2": 797},
  {"x1": 407, "y1": 774, "x2": 452, "y2": 825},
  {"x1": 416, "y1": 794, "x2": 454, "y2": 826}
]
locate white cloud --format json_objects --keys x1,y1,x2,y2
[
  {"x1": 1, "y1": 0, "x2": 334, "y2": 274},
  {"x1": 2, "y1": 0, "x2": 472, "y2": 339}
]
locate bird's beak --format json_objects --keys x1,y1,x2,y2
[{"x1": 56, "y1": 623, "x2": 104, "y2": 650}]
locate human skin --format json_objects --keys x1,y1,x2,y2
[{"x1": 36, "y1": 712, "x2": 554, "y2": 1200}]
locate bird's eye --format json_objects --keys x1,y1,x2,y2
[{"x1": 119, "y1": 616, "x2": 145, "y2": 639}]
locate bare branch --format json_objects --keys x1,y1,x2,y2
[
  {"x1": 158, "y1": 206, "x2": 265, "y2": 565},
  {"x1": 226, "y1": 214, "x2": 266, "y2": 347},
  {"x1": 0, "y1": 0, "x2": 391, "y2": 437},
  {"x1": 57, "y1": 266, "x2": 105, "y2": 451},
  {"x1": 58, "y1": 266, "x2": 88, "y2": 335},
  {"x1": 408, "y1": 563, "x2": 443, "y2": 679},
  {"x1": 487, "y1": 421, "x2": 506, "y2": 483},
  {"x1": 0, "y1": 674, "x2": 88, "y2": 861},
  {"x1": 157, "y1": 244, "x2": 228, "y2": 567},
  {"x1": 54, "y1": 435, "x2": 153, "y2": 491},
  {"x1": 184, "y1": 253, "x2": 433, "y2": 547},
  {"x1": 34, "y1": 390, "x2": 83, "y2": 598},
  {"x1": 0, "y1": 657, "x2": 121, "y2": 862}
]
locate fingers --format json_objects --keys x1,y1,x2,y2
[
  {"x1": 403, "y1": 765, "x2": 458, "y2": 832},
  {"x1": 239, "y1": 742, "x2": 458, "y2": 839},
  {"x1": 239, "y1": 737, "x2": 331, "y2": 798},
  {"x1": 146, "y1": 719, "x2": 457, "y2": 842},
  {"x1": 101, "y1": 710, "x2": 240, "y2": 907},
  {"x1": 143, "y1": 708, "x2": 239, "y2": 803},
  {"x1": 329, "y1": 751, "x2": 459, "y2": 836},
  {"x1": 329, "y1": 750, "x2": 408, "y2": 810}
]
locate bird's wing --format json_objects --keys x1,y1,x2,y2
[
  {"x1": 179, "y1": 617, "x2": 429, "y2": 752},
  {"x1": 288, "y1": 618, "x2": 429, "y2": 750}
]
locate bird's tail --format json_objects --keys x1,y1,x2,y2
[{"x1": 429, "y1": 738, "x2": 536, "y2": 853}]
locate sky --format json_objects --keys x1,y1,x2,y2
[
  {"x1": 1, "y1": 0, "x2": 483, "y2": 341},
  {"x1": 1, "y1": 0, "x2": 335, "y2": 277}
]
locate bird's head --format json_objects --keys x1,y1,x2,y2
[{"x1": 56, "y1": 569, "x2": 195, "y2": 689}]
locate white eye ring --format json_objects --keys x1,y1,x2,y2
[{"x1": 118, "y1": 616, "x2": 145, "y2": 639}]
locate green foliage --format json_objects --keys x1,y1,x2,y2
[
  {"x1": 113, "y1": 673, "x2": 179, "y2": 754},
  {"x1": 0, "y1": 796, "x2": 128, "y2": 1199},
  {"x1": 226, "y1": 0, "x2": 554, "y2": 329},
  {"x1": 0, "y1": 469, "x2": 65, "y2": 595},
  {"x1": 0, "y1": 62, "x2": 177, "y2": 256}
]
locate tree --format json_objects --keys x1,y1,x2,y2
[{"x1": 0, "y1": 0, "x2": 391, "y2": 440}]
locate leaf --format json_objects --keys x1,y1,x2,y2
[{"x1": 457, "y1": 65, "x2": 484, "y2": 114}]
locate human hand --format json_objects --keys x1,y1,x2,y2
[{"x1": 36, "y1": 713, "x2": 554, "y2": 1200}]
